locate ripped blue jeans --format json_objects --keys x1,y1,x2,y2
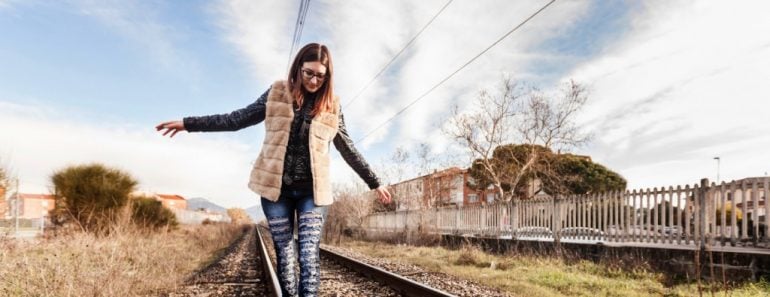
[{"x1": 261, "y1": 189, "x2": 326, "y2": 297}]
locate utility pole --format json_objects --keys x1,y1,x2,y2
[{"x1": 713, "y1": 157, "x2": 720, "y2": 183}]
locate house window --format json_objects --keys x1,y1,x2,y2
[
  {"x1": 468, "y1": 194, "x2": 478, "y2": 203},
  {"x1": 486, "y1": 193, "x2": 495, "y2": 203}
]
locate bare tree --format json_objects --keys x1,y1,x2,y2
[
  {"x1": 0, "y1": 160, "x2": 11, "y2": 216},
  {"x1": 372, "y1": 146, "x2": 417, "y2": 211},
  {"x1": 325, "y1": 182, "x2": 375, "y2": 243},
  {"x1": 415, "y1": 142, "x2": 435, "y2": 176},
  {"x1": 443, "y1": 76, "x2": 589, "y2": 202}
]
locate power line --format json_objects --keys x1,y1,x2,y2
[
  {"x1": 287, "y1": 0, "x2": 312, "y2": 72},
  {"x1": 356, "y1": 0, "x2": 557, "y2": 144},
  {"x1": 343, "y1": 0, "x2": 454, "y2": 109}
]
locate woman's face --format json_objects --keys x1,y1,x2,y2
[{"x1": 300, "y1": 61, "x2": 327, "y2": 93}]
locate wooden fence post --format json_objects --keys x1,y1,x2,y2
[
  {"x1": 699, "y1": 178, "x2": 710, "y2": 250},
  {"x1": 554, "y1": 195, "x2": 561, "y2": 245}
]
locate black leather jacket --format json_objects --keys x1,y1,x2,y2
[{"x1": 183, "y1": 88, "x2": 381, "y2": 190}]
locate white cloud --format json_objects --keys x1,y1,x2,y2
[
  {"x1": 323, "y1": 0, "x2": 591, "y2": 151},
  {"x1": 566, "y1": 1, "x2": 770, "y2": 189},
  {"x1": 0, "y1": 101, "x2": 262, "y2": 209},
  {"x1": 212, "y1": 0, "x2": 298, "y2": 86}
]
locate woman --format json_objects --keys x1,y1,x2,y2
[{"x1": 155, "y1": 43, "x2": 391, "y2": 297}]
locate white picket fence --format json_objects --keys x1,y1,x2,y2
[
  {"x1": 171, "y1": 209, "x2": 231, "y2": 225},
  {"x1": 364, "y1": 177, "x2": 770, "y2": 249}
]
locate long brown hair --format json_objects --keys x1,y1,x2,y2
[{"x1": 288, "y1": 43, "x2": 334, "y2": 116}]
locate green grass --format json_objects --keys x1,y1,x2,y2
[{"x1": 336, "y1": 239, "x2": 770, "y2": 297}]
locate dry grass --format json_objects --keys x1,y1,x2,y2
[
  {"x1": 0, "y1": 223, "x2": 242, "y2": 297},
  {"x1": 337, "y1": 239, "x2": 770, "y2": 297}
]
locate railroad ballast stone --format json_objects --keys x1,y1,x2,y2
[
  {"x1": 322, "y1": 244, "x2": 512, "y2": 297},
  {"x1": 167, "y1": 226, "x2": 268, "y2": 297}
]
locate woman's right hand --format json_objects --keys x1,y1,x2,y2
[{"x1": 155, "y1": 120, "x2": 186, "y2": 138}]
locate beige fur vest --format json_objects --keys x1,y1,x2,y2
[{"x1": 247, "y1": 80, "x2": 339, "y2": 206}]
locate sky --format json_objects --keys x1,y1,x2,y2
[{"x1": 1, "y1": 0, "x2": 769, "y2": 209}]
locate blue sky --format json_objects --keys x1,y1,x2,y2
[{"x1": 2, "y1": 1, "x2": 769, "y2": 208}]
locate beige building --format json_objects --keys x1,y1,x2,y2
[
  {"x1": 17, "y1": 193, "x2": 56, "y2": 219},
  {"x1": 156, "y1": 194, "x2": 188, "y2": 210}
]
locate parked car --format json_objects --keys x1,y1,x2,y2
[
  {"x1": 605, "y1": 225, "x2": 657, "y2": 237},
  {"x1": 514, "y1": 226, "x2": 553, "y2": 241},
  {"x1": 657, "y1": 226, "x2": 682, "y2": 236},
  {"x1": 558, "y1": 227, "x2": 605, "y2": 238},
  {"x1": 556, "y1": 227, "x2": 605, "y2": 244}
]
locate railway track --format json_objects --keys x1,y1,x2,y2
[
  {"x1": 168, "y1": 224, "x2": 487, "y2": 296},
  {"x1": 166, "y1": 225, "x2": 280, "y2": 297},
  {"x1": 257, "y1": 225, "x2": 457, "y2": 297}
]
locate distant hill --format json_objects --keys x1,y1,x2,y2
[
  {"x1": 246, "y1": 204, "x2": 266, "y2": 223},
  {"x1": 187, "y1": 197, "x2": 227, "y2": 213}
]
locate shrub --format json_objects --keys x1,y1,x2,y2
[
  {"x1": 455, "y1": 245, "x2": 491, "y2": 267},
  {"x1": 715, "y1": 202, "x2": 743, "y2": 225},
  {"x1": 131, "y1": 196, "x2": 178, "y2": 230},
  {"x1": 226, "y1": 208, "x2": 252, "y2": 225},
  {"x1": 51, "y1": 163, "x2": 137, "y2": 233}
]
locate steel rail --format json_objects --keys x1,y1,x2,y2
[
  {"x1": 256, "y1": 225, "x2": 282, "y2": 297},
  {"x1": 320, "y1": 247, "x2": 457, "y2": 297}
]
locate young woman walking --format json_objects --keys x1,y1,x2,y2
[{"x1": 155, "y1": 43, "x2": 392, "y2": 297}]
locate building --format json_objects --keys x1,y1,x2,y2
[
  {"x1": 16, "y1": 193, "x2": 56, "y2": 219},
  {"x1": 380, "y1": 166, "x2": 552, "y2": 210},
  {"x1": 389, "y1": 175, "x2": 425, "y2": 210},
  {"x1": 381, "y1": 167, "x2": 502, "y2": 209},
  {"x1": 723, "y1": 177, "x2": 768, "y2": 222},
  {"x1": 131, "y1": 191, "x2": 189, "y2": 210},
  {"x1": 155, "y1": 194, "x2": 188, "y2": 210}
]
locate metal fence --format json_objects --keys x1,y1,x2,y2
[{"x1": 363, "y1": 177, "x2": 770, "y2": 249}]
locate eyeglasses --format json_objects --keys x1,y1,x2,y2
[{"x1": 301, "y1": 68, "x2": 327, "y2": 82}]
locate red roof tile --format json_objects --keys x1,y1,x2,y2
[
  {"x1": 19, "y1": 193, "x2": 55, "y2": 200},
  {"x1": 157, "y1": 194, "x2": 186, "y2": 201}
]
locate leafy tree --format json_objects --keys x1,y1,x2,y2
[
  {"x1": 227, "y1": 208, "x2": 252, "y2": 225},
  {"x1": 131, "y1": 196, "x2": 178, "y2": 230},
  {"x1": 715, "y1": 202, "x2": 743, "y2": 225},
  {"x1": 51, "y1": 163, "x2": 137, "y2": 233},
  {"x1": 467, "y1": 143, "x2": 626, "y2": 199},
  {"x1": 468, "y1": 143, "x2": 551, "y2": 197},
  {"x1": 543, "y1": 154, "x2": 627, "y2": 195}
]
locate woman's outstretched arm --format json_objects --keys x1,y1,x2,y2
[
  {"x1": 156, "y1": 88, "x2": 270, "y2": 137},
  {"x1": 333, "y1": 112, "x2": 392, "y2": 203}
]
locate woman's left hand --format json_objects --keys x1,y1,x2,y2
[{"x1": 375, "y1": 186, "x2": 392, "y2": 204}]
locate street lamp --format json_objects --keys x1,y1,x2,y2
[{"x1": 713, "y1": 157, "x2": 720, "y2": 183}]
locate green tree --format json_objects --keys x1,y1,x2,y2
[
  {"x1": 467, "y1": 143, "x2": 626, "y2": 199},
  {"x1": 543, "y1": 154, "x2": 627, "y2": 195},
  {"x1": 51, "y1": 163, "x2": 137, "y2": 233},
  {"x1": 468, "y1": 144, "x2": 552, "y2": 197},
  {"x1": 131, "y1": 196, "x2": 178, "y2": 230},
  {"x1": 715, "y1": 202, "x2": 743, "y2": 225}
]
